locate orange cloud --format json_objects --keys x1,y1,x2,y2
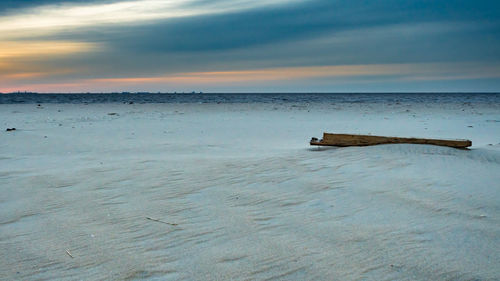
[
  {"x1": 91, "y1": 64, "x2": 409, "y2": 85},
  {"x1": 3, "y1": 63, "x2": 499, "y2": 93},
  {"x1": 0, "y1": 41, "x2": 99, "y2": 59},
  {"x1": 0, "y1": 41, "x2": 98, "y2": 88}
]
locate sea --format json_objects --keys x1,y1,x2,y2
[{"x1": 1, "y1": 92, "x2": 500, "y2": 104}]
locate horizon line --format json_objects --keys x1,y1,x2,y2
[{"x1": 2, "y1": 91, "x2": 500, "y2": 95}]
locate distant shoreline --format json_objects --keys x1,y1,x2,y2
[{"x1": 2, "y1": 91, "x2": 500, "y2": 95}]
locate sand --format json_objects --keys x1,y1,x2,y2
[{"x1": 1, "y1": 99, "x2": 499, "y2": 280}]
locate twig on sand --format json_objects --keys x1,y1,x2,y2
[
  {"x1": 65, "y1": 249, "x2": 74, "y2": 258},
  {"x1": 146, "y1": 217, "x2": 178, "y2": 226}
]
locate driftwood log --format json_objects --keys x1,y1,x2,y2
[{"x1": 310, "y1": 133, "x2": 471, "y2": 149}]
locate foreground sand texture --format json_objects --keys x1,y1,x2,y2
[{"x1": 1, "y1": 100, "x2": 500, "y2": 280}]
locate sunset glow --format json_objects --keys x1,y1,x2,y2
[
  {"x1": 3, "y1": 63, "x2": 499, "y2": 93},
  {"x1": 0, "y1": 41, "x2": 99, "y2": 58}
]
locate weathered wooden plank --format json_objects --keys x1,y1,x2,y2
[{"x1": 310, "y1": 133, "x2": 471, "y2": 149}]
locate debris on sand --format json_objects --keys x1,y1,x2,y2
[
  {"x1": 146, "y1": 217, "x2": 178, "y2": 226},
  {"x1": 310, "y1": 132, "x2": 472, "y2": 149}
]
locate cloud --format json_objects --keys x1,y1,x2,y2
[
  {"x1": 86, "y1": 63, "x2": 500, "y2": 83},
  {"x1": 25, "y1": 0, "x2": 497, "y2": 61},
  {"x1": 0, "y1": 0, "x2": 302, "y2": 39},
  {"x1": 3, "y1": 62, "x2": 499, "y2": 93},
  {"x1": 0, "y1": 0, "x2": 94, "y2": 13},
  {"x1": 1, "y1": 0, "x2": 499, "y2": 92},
  {"x1": 0, "y1": 41, "x2": 99, "y2": 58}
]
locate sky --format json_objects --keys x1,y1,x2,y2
[{"x1": 0, "y1": 0, "x2": 499, "y2": 93}]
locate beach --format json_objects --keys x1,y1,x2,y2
[{"x1": 1, "y1": 94, "x2": 500, "y2": 280}]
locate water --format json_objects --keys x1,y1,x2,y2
[{"x1": 1, "y1": 92, "x2": 500, "y2": 104}]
